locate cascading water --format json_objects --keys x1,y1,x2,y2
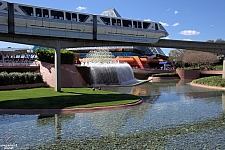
[{"x1": 80, "y1": 49, "x2": 138, "y2": 86}]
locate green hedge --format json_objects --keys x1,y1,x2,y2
[
  {"x1": 192, "y1": 76, "x2": 225, "y2": 87},
  {"x1": 0, "y1": 72, "x2": 43, "y2": 86},
  {"x1": 36, "y1": 49, "x2": 75, "y2": 64},
  {"x1": 152, "y1": 73, "x2": 179, "y2": 77}
]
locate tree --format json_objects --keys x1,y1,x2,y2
[
  {"x1": 206, "y1": 40, "x2": 215, "y2": 43},
  {"x1": 206, "y1": 38, "x2": 225, "y2": 43},
  {"x1": 206, "y1": 38, "x2": 225, "y2": 62},
  {"x1": 215, "y1": 38, "x2": 225, "y2": 43},
  {"x1": 168, "y1": 49, "x2": 186, "y2": 67},
  {"x1": 182, "y1": 50, "x2": 219, "y2": 68}
]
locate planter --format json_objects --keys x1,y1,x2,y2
[{"x1": 176, "y1": 69, "x2": 200, "y2": 80}]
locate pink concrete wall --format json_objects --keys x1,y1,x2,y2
[
  {"x1": 37, "y1": 61, "x2": 87, "y2": 87},
  {"x1": 200, "y1": 70, "x2": 222, "y2": 75},
  {"x1": 176, "y1": 69, "x2": 200, "y2": 79}
]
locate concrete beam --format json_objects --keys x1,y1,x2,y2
[
  {"x1": 0, "y1": 33, "x2": 225, "y2": 54},
  {"x1": 154, "y1": 39, "x2": 225, "y2": 54}
]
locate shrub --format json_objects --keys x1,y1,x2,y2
[
  {"x1": 0, "y1": 72, "x2": 8, "y2": 85},
  {"x1": 36, "y1": 48, "x2": 75, "y2": 64},
  {"x1": 0, "y1": 72, "x2": 43, "y2": 86},
  {"x1": 192, "y1": 76, "x2": 225, "y2": 87},
  {"x1": 213, "y1": 65, "x2": 223, "y2": 70},
  {"x1": 34, "y1": 73, "x2": 43, "y2": 83},
  {"x1": 152, "y1": 73, "x2": 179, "y2": 77},
  {"x1": 36, "y1": 49, "x2": 54, "y2": 64},
  {"x1": 10, "y1": 72, "x2": 22, "y2": 85},
  {"x1": 24, "y1": 72, "x2": 35, "y2": 84}
]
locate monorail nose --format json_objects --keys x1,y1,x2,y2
[{"x1": 165, "y1": 32, "x2": 169, "y2": 37}]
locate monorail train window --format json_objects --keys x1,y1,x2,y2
[
  {"x1": 159, "y1": 24, "x2": 166, "y2": 31},
  {"x1": 112, "y1": 18, "x2": 121, "y2": 26},
  {"x1": 143, "y1": 22, "x2": 150, "y2": 29},
  {"x1": 19, "y1": 6, "x2": 34, "y2": 16},
  {"x1": 0, "y1": 2, "x2": 2, "y2": 6},
  {"x1": 112, "y1": 18, "x2": 116, "y2": 26},
  {"x1": 117, "y1": 19, "x2": 121, "y2": 26},
  {"x1": 36, "y1": 8, "x2": 42, "y2": 17},
  {"x1": 72, "y1": 13, "x2": 77, "y2": 21},
  {"x1": 79, "y1": 14, "x2": 88, "y2": 22},
  {"x1": 138, "y1": 22, "x2": 142, "y2": 28},
  {"x1": 122, "y1": 20, "x2": 132, "y2": 27},
  {"x1": 133, "y1": 21, "x2": 137, "y2": 28},
  {"x1": 155, "y1": 23, "x2": 158, "y2": 30},
  {"x1": 100, "y1": 17, "x2": 110, "y2": 25},
  {"x1": 66, "y1": 12, "x2": 71, "y2": 20},
  {"x1": 51, "y1": 10, "x2": 63, "y2": 19},
  {"x1": 43, "y1": 9, "x2": 49, "y2": 18}
]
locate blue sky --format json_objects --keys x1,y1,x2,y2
[{"x1": 1, "y1": 0, "x2": 225, "y2": 55}]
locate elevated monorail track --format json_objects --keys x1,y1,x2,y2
[{"x1": 0, "y1": 33, "x2": 224, "y2": 54}]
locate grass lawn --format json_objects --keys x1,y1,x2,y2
[{"x1": 0, "y1": 87, "x2": 140, "y2": 109}]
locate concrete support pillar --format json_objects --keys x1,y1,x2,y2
[
  {"x1": 223, "y1": 57, "x2": 225, "y2": 79},
  {"x1": 55, "y1": 45, "x2": 61, "y2": 92}
]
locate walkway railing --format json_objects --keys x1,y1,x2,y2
[{"x1": 0, "y1": 60, "x2": 39, "y2": 66}]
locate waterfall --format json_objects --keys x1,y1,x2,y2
[{"x1": 80, "y1": 50, "x2": 138, "y2": 86}]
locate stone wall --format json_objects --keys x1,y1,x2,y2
[{"x1": 37, "y1": 61, "x2": 87, "y2": 88}]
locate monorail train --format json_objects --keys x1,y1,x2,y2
[{"x1": 0, "y1": 0, "x2": 169, "y2": 43}]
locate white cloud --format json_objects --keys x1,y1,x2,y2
[
  {"x1": 211, "y1": 25, "x2": 214, "y2": 26},
  {"x1": 172, "y1": 22, "x2": 179, "y2": 26},
  {"x1": 183, "y1": 39, "x2": 192, "y2": 41},
  {"x1": 174, "y1": 10, "x2": 178, "y2": 14},
  {"x1": 179, "y1": 30, "x2": 200, "y2": 35},
  {"x1": 159, "y1": 22, "x2": 169, "y2": 26},
  {"x1": 144, "y1": 19, "x2": 151, "y2": 21},
  {"x1": 163, "y1": 36, "x2": 170, "y2": 39},
  {"x1": 76, "y1": 6, "x2": 87, "y2": 11}
]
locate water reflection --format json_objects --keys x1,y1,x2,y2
[
  {"x1": 0, "y1": 80, "x2": 225, "y2": 149},
  {"x1": 222, "y1": 91, "x2": 225, "y2": 113},
  {"x1": 37, "y1": 114, "x2": 75, "y2": 140}
]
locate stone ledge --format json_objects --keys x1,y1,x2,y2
[
  {"x1": 0, "y1": 99, "x2": 143, "y2": 114},
  {"x1": 148, "y1": 76, "x2": 180, "y2": 82},
  {"x1": 0, "y1": 83, "x2": 48, "y2": 90},
  {"x1": 189, "y1": 82, "x2": 225, "y2": 90}
]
